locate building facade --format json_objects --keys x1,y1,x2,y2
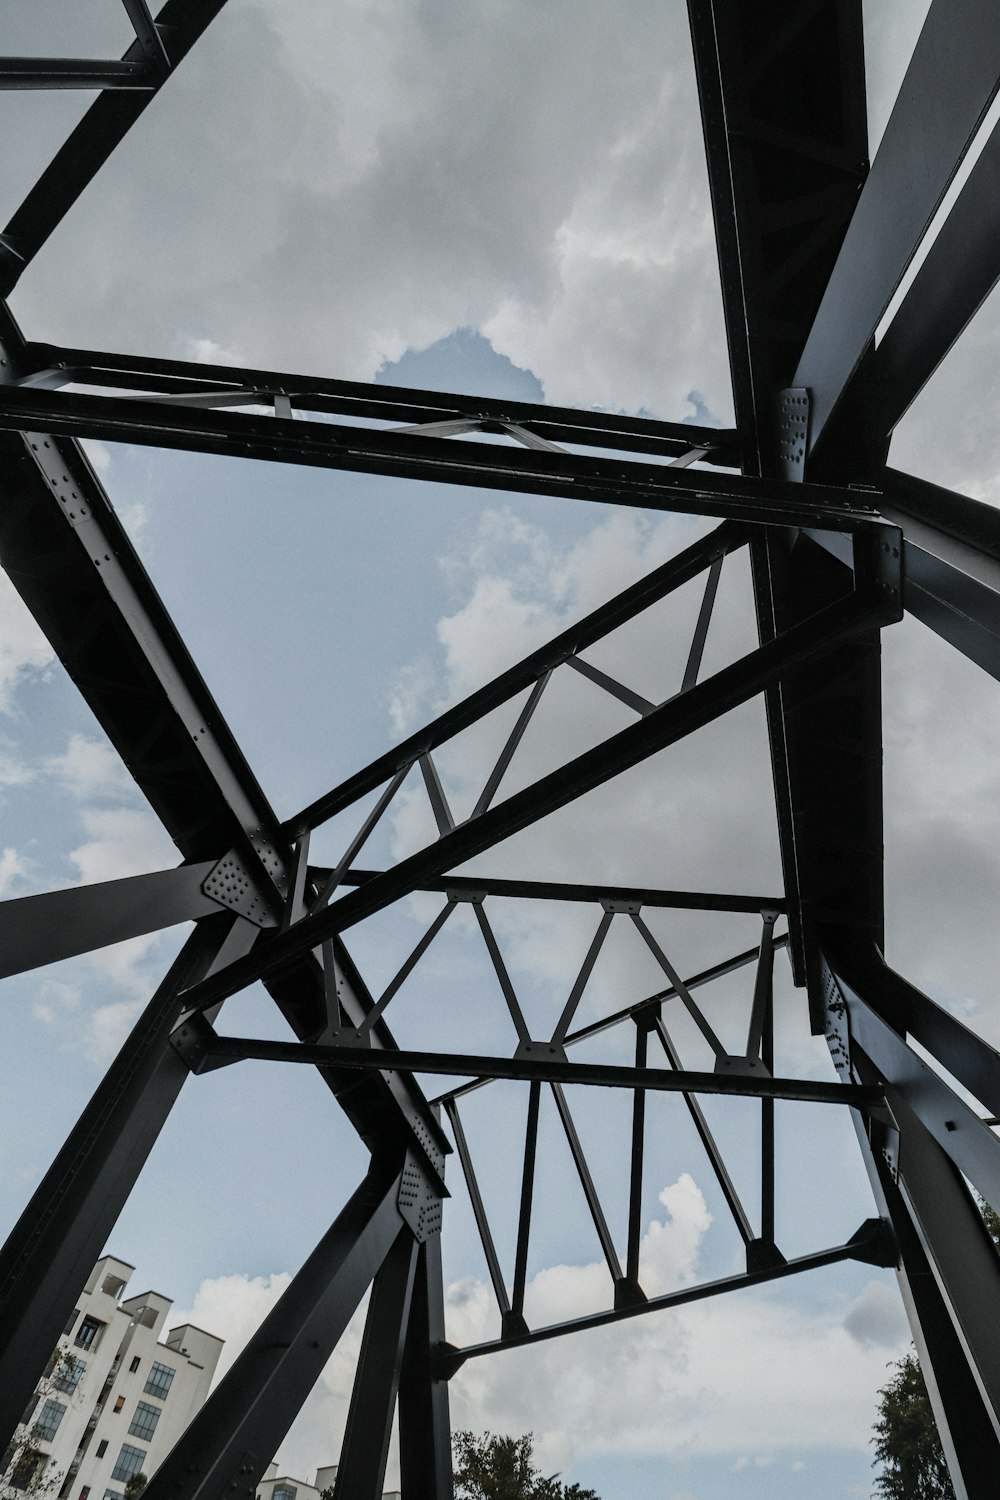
[
  {"x1": 256, "y1": 1464, "x2": 399, "y2": 1500},
  {"x1": 5, "y1": 1255, "x2": 224, "y2": 1499}
]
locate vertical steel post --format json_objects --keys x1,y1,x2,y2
[
  {"x1": 398, "y1": 1234, "x2": 454, "y2": 1500},
  {"x1": 142, "y1": 1156, "x2": 406, "y2": 1500},
  {"x1": 334, "y1": 1229, "x2": 419, "y2": 1500}
]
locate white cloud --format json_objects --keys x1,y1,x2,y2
[
  {"x1": 67, "y1": 807, "x2": 177, "y2": 886},
  {"x1": 185, "y1": 335, "x2": 248, "y2": 367},
  {"x1": 375, "y1": 502, "x2": 784, "y2": 1061},
  {"x1": 47, "y1": 734, "x2": 136, "y2": 803},
  {"x1": 56, "y1": 806, "x2": 180, "y2": 1004},
  {"x1": 82, "y1": 998, "x2": 144, "y2": 1065},
  {"x1": 842, "y1": 1279, "x2": 911, "y2": 1351},
  {"x1": 172, "y1": 1270, "x2": 295, "y2": 1383},
  {"x1": 30, "y1": 977, "x2": 81, "y2": 1028},
  {"x1": 13, "y1": 0, "x2": 731, "y2": 426},
  {"x1": 173, "y1": 1176, "x2": 907, "y2": 1485},
  {"x1": 0, "y1": 572, "x2": 55, "y2": 714},
  {"x1": 81, "y1": 439, "x2": 111, "y2": 473},
  {"x1": 0, "y1": 846, "x2": 32, "y2": 898}
]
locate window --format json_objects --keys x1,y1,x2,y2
[
  {"x1": 63, "y1": 1309, "x2": 80, "y2": 1337},
  {"x1": 53, "y1": 1355, "x2": 85, "y2": 1394},
  {"x1": 273, "y1": 1489, "x2": 298, "y2": 1500},
  {"x1": 10, "y1": 1451, "x2": 44, "y2": 1491},
  {"x1": 110, "y1": 1447, "x2": 145, "y2": 1484},
  {"x1": 128, "y1": 1357, "x2": 140, "y2": 1374},
  {"x1": 19, "y1": 1396, "x2": 38, "y2": 1428},
  {"x1": 95, "y1": 1441, "x2": 108, "y2": 1459},
  {"x1": 113, "y1": 1397, "x2": 125, "y2": 1414},
  {"x1": 33, "y1": 1399, "x2": 67, "y2": 1443},
  {"x1": 74, "y1": 1316, "x2": 105, "y2": 1351},
  {"x1": 103, "y1": 1492, "x2": 124, "y2": 1500},
  {"x1": 127, "y1": 1404, "x2": 159, "y2": 1443},
  {"x1": 79, "y1": 1489, "x2": 91, "y2": 1500},
  {"x1": 142, "y1": 1363, "x2": 175, "y2": 1400}
]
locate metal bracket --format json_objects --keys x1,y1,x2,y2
[
  {"x1": 776, "y1": 388, "x2": 810, "y2": 482},
  {"x1": 601, "y1": 896, "x2": 642, "y2": 914},
  {"x1": 746, "y1": 1238, "x2": 787, "y2": 1272},
  {"x1": 847, "y1": 1217, "x2": 898, "y2": 1268},
  {"x1": 169, "y1": 1011, "x2": 234, "y2": 1075},
  {"x1": 714, "y1": 1054, "x2": 772, "y2": 1079},
  {"x1": 202, "y1": 849, "x2": 279, "y2": 928},
  {"x1": 823, "y1": 965, "x2": 853, "y2": 1078},
  {"x1": 515, "y1": 1039, "x2": 569, "y2": 1064},
  {"x1": 397, "y1": 1147, "x2": 444, "y2": 1243}
]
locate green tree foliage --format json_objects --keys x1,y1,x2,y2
[
  {"x1": 871, "y1": 1195, "x2": 1000, "y2": 1499},
  {"x1": 452, "y1": 1431, "x2": 600, "y2": 1500},
  {"x1": 0, "y1": 1348, "x2": 76, "y2": 1498},
  {"x1": 872, "y1": 1351, "x2": 955, "y2": 1500}
]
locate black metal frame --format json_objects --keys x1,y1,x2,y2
[{"x1": 1, "y1": 2, "x2": 1000, "y2": 1497}]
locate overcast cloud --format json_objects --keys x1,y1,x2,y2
[{"x1": 2, "y1": 1, "x2": 1000, "y2": 1496}]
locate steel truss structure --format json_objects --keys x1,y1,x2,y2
[{"x1": 1, "y1": 1, "x2": 1000, "y2": 1497}]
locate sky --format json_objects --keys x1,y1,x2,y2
[{"x1": 2, "y1": 1, "x2": 1000, "y2": 1497}]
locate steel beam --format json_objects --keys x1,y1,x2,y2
[
  {"x1": 0, "y1": 380, "x2": 886, "y2": 530},
  {"x1": 18, "y1": 341, "x2": 736, "y2": 466},
  {"x1": 0, "y1": 59, "x2": 156, "y2": 90},
  {"x1": 766, "y1": 532, "x2": 886, "y2": 1025},
  {"x1": 0, "y1": 914, "x2": 244, "y2": 1450},
  {"x1": 686, "y1": 0, "x2": 868, "y2": 473},
  {"x1": 827, "y1": 961, "x2": 1000, "y2": 1215},
  {"x1": 289, "y1": 523, "x2": 741, "y2": 836},
  {"x1": 330, "y1": 868, "x2": 785, "y2": 916},
  {"x1": 0, "y1": 0, "x2": 230, "y2": 294},
  {"x1": 142, "y1": 1158, "x2": 410, "y2": 1500},
  {"x1": 863, "y1": 116, "x2": 1000, "y2": 437},
  {"x1": 0, "y1": 862, "x2": 221, "y2": 978},
  {"x1": 398, "y1": 1235, "x2": 454, "y2": 1500},
  {"x1": 794, "y1": 0, "x2": 1000, "y2": 457},
  {"x1": 847, "y1": 1102, "x2": 1000, "y2": 1500},
  {"x1": 178, "y1": 557, "x2": 898, "y2": 1013},
  {"x1": 334, "y1": 1230, "x2": 419, "y2": 1500},
  {"x1": 0, "y1": 306, "x2": 288, "y2": 895},
  {"x1": 439, "y1": 1223, "x2": 894, "y2": 1373},
  {"x1": 169, "y1": 1020, "x2": 880, "y2": 1108},
  {"x1": 880, "y1": 469, "x2": 1000, "y2": 681},
  {"x1": 824, "y1": 954, "x2": 1000, "y2": 1483},
  {"x1": 0, "y1": 302, "x2": 451, "y2": 1187},
  {"x1": 832, "y1": 941, "x2": 1000, "y2": 1118}
]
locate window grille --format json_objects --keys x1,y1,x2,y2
[
  {"x1": 110, "y1": 1446, "x2": 145, "y2": 1484},
  {"x1": 142, "y1": 1362, "x2": 175, "y2": 1400},
  {"x1": 33, "y1": 1399, "x2": 67, "y2": 1443},
  {"x1": 127, "y1": 1403, "x2": 159, "y2": 1442}
]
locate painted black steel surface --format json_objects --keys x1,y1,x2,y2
[{"x1": 0, "y1": 2, "x2": 998, "y2": 1495}]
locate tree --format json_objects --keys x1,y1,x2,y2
[
  {"x1": 871, "y1": 1197, "x2": 1000, "y2": 1499},
  {"x1": 452, "y1": 1431, "x2": 600, "y2": 1500},
  {"x1": 124, "y1": 1477, "x2": 148, "y2": 1499},
  {"x1": 872, "y1": 1351, "x2": 955, "y2": 1500},
  {"x1": 0, "y1": 1348, "x2": 76, "y2": 1498}
]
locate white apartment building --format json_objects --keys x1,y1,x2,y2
[
  {"x1": 257, "y1": 1464, "x2": 399, "y2": 1500},
  {"x1": 257, "y1": 1461, "x2": 338, "y2": 1500},
  {"x1": 5, "y1": 1254, "x2": 224, "y2": 1500}
]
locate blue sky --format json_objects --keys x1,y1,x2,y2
[{"x1": 4, "y1": 1, "x2": 1000, "y2": 1496}]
